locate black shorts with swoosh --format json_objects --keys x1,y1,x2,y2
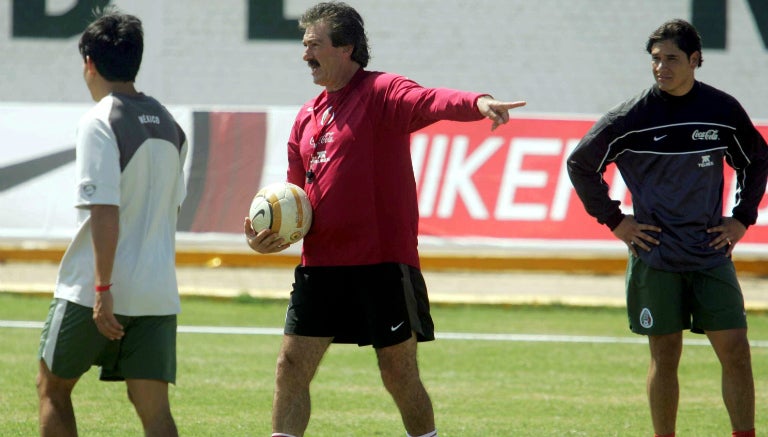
[{"x1": 285, "y1": 263, "x2": 435, "y2": 348}]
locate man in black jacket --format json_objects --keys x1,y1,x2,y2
[{"x1": 568, "y1": 19, "x2": 767, "y2": 437}]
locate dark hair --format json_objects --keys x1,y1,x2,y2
[
  {"x1": 78, "y1": 8, "x2": 143, "y2": 82},
  {"x1": 646, "y1": 18, "x2": 703, "y2": 67},
  {"x1": 299, "y1": 1, "x2": 370, "y2": 68}
]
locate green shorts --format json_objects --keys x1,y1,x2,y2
[
  {"x1": 626, "y1": 256, "x2": 747, "y2": 335},
  {"x1": 38, "y1": 298, "x2": 177, "y2": 383},
  {"x1": 285, "y1": 263, "x2": 435, "y2": 348}
]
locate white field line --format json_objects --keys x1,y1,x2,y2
[{"x1": 3, "y1": 320, "x2": 768, "y2": 348}]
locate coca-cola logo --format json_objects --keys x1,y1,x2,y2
[{"x1": 692, "y1": 129, "x2": 719, "y2": 140}]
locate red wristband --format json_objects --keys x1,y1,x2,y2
[{"x1": 94, "y1": 283, "x2": 112, "y2": 293}]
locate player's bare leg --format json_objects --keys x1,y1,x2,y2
[
  {"x1": 647, "y1": 332, "x2": 682, "y2": 436},
  {"x1": 36, "y1": 360, "x2": 79, "y2": 437},
  {"x1": 376, "y1": 333, "x2": 436, "y2": 436},
  {"x1": 272, "y1": 334, "x2": 332, "y2": 436},
  {"x1": 706, "y1": 328, "x2": 754, "y2": 433},
  {"x1": 126, "y1": 379, "x2": 178, "y2": 437}
]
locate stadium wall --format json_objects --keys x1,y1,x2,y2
[
  {"x1": 1, "y1": 0, "x2": 767, "y2": 271},
  {"x1": 3, "y1": 104, "x2": 768, "y2": 272},
  {"x1": 1, "y1": 0, "x2": 767, "y2": 116}
]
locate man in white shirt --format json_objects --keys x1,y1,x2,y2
[{"x1": 36, "y1": 8, "x2": 187, "y2": 437}]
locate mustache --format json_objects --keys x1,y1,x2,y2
[{"x1": 308, "y1": 60, "x2": 320, "y2": 68}]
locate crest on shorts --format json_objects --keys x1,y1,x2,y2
[{"x1": 639, "y1": 308, "x2": 654, "y2": 329}]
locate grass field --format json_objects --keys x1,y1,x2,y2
[{"x1": 1, "y1": 292, "x2": 766, "y2": 436}]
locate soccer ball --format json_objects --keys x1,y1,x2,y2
[{"x1": 249, "y1": 182, "x2": 312, "y2": 244}]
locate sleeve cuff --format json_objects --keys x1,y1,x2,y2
[
  {"x1": 731, "y1": 213, "x2": 752, "y2": 230},
  {"x1": 604, "y1": 212, "x2": 626, "y2": 231}
]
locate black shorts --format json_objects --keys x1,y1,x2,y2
[{"x1": 284, "y1": 263, "x2": 435, "y2": 348}]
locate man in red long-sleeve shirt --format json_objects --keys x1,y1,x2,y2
[{"x1": 244, "y1": 2, "x2": 525, "y2": 436}]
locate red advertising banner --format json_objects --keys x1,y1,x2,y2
[{"x1": 413, "y1": 117, "x2": 768, "y2": 244}]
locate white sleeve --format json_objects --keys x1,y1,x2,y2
[
  {"x1": 74, "y1": 109, "x2": 121, "y2": 208},
  {"x1": 176, "y1": 139, "x2": 189, "y2": 207}
]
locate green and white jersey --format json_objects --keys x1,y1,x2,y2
[{"x1": 55, "y1": 92, "x2": 187, "y2": 316}]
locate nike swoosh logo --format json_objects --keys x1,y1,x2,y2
[
  {"x1": 653, "y1": 135, "x2": 667, "y2": 141},
  {"x1": 254, "y1": 209, "x2": 266, "y2": 218},
  {"x1": 0, "y1": 146, "x2": 75, "y2": 192},
  {"x1": 390, "y1": 321, "x2": 405, "y2": 332}
]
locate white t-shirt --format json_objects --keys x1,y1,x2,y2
[{"x1": 54, "y1": 93, "x2": 187, "y2": 316}]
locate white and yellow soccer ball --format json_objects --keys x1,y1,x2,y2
[{"x1": 249, "y1": 182, "x2": 313, "y2": 244}]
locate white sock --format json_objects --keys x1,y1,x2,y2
[{"x1": 407, "y1": 430, "x2": 438, "y2": 437}]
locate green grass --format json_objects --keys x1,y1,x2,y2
[{"x1": 1, "y1": 292, "x2": 767, "y2": 436}]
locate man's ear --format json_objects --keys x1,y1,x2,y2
[
  {"x1": 689, "y1": 51, "x2": 701, "y2": 68},
  {"x1": 84, "y1": 56, "x2": 98, "y2": 73}
]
